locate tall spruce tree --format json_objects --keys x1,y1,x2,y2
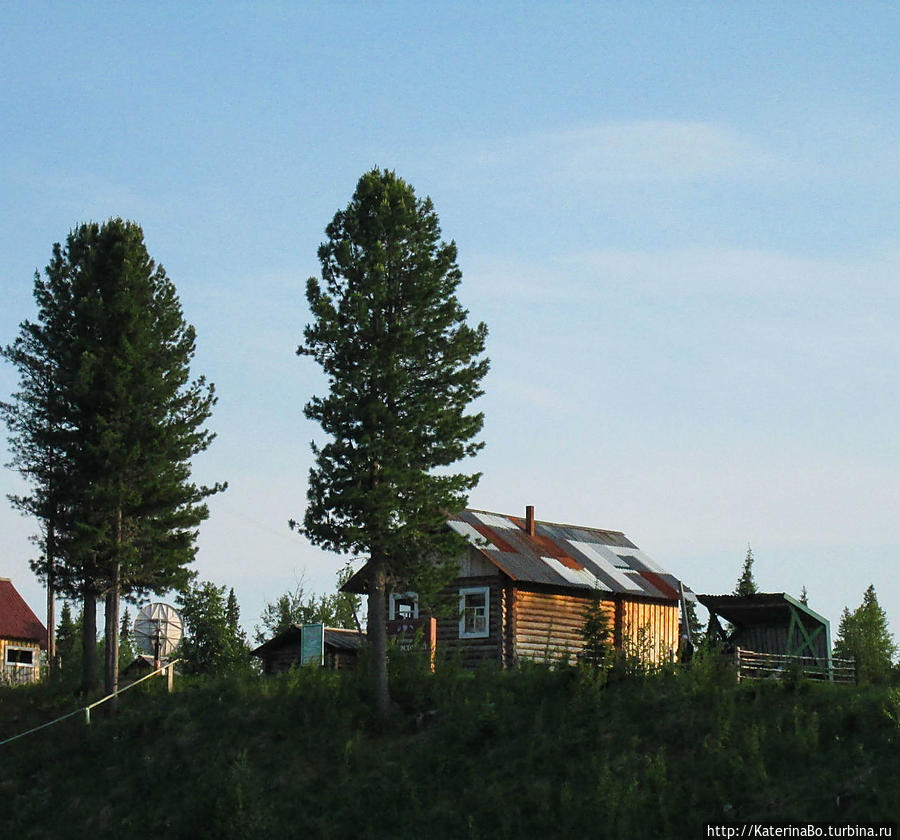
[
  {"x1": 734, "y1": 544, "x2": 759, "y2": 597},
  {"x1": 298, "y1": 169, "x2": 488, "y2": 716},
  {"x1": 833, "y1": 584, "x2": 896, "y2": 684},
  {"x1": 55, "y1": 601, "x2": 80, "y2": 678},
  {"x1": 1, "y1": 294, "x2": 71, "y2": 676},
  {"x1": 2, "y1": 220, "x2": 224, "y2": 695}
]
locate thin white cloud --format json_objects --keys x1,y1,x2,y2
[
  {"x1": 468, "y1": 245, "x2": 900, "y2": 311},
  {"x1": 464, "y1": 120, "x2": 785, "y2": 185}
]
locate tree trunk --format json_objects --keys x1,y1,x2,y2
[
  {"x1": 104, "y1": 563, "x2": 120, "y2": 701},
  {"x1": 104, "y1": 505, "x2": 123, "y2": 703},
  {"x1": 46, "y1": 523, "x2": 56, "y2": 678},
  {"x1": 367, "y1": 556, "x2": 391, "y2": 718},
  {"x1": 81, "y1": 588, "x2": 98, "y2": 694}
]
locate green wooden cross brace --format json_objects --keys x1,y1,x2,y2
[{"x1": 786, "y1": 605, "x2": 824, "y2": 662}]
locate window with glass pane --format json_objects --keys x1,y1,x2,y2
[
  {"x1": 5, "y1": 648, "x2": 33, "y2": 665},
  {"x1": 459, "y1": 587, "x2": 490, "y2": 638},
  {"x1": 389, "y1": 592, "x2": 418, "y2": 620}
]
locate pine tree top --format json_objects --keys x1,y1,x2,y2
[{"x1": 734, "y1": 544, "x2": 758, "y2": 597}]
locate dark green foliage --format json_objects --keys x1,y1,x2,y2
[
  {"x1": 734, "y1": 543, "x2": 759, "y2": 596},
  {"x1": 253, "y1": 567, "x2": 362, "y2": 643},
  {"x1": 580, "y1": 587, "x2": 613, "y2": 670},
  {"x1": 3, "y1": 658, "x2": 900, "y2": 838},
  {"x1": 225, "y1": 587, "x2": 247, "y2": 648},
  {"x1": 2, "y1": 219, "x2": 224, "y2": 693},
  {"x1": 683, "y1": 596, "x2": 704, "y2": 639},
  {"x1": 118, "y1": 607, "x2": 136, "y2": 668},
  {"x1": 298, "y1": 169, "x2": 488, "y2": 713},
  {"x1": 299, "y1": 167, "x2": 488, "y2": 581},
  {"x1": 833, "y1": 584, "x2": 896, "y2": 684},
  {"x1": 177, "y1": 581, "x2": 251, "y2": 676},
  {"x1": 54, "y1": 601, "x2": 82, "y2": 683}
]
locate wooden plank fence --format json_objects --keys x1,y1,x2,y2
[{"x1": 735, "y1": 647, "x2": 856, "y2": 684}]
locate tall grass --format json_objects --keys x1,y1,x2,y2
[{"x1": 1, "y1": 651, "x2": 898, "y2": 839}]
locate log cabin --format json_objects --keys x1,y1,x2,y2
[
  {"x1": 252, "y1": 626, "x2": 366, "y2": 674},
  {"x1": 343, "y1": 507, "x2": 692, "y2": 668},
  {"x1": 0, "y1": 578, "x2": 47, "y2": 685}
]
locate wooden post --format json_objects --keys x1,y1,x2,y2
[
  {"x1": 735, "y1": 647, "x2": 742, "y2": 683},
  {"x1": 427, "y1": 617, "x2": 437, "y2": 673},
  {"x1": 166, "y1": 662, "x2": 174, "y2": 693}
]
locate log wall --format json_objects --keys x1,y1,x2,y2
[
  {"x1": 513, "y1": 590, "x2": 614, "y2": 665},
  {"x1": 261, "y1": 642, "x2": 359, "y2": 674},
  {"x1": 262, "y1": 643, "x2": 303, "y2": 675},
  {"x1": 434, "y1": 575, "x2": 504, "y2": 668}
]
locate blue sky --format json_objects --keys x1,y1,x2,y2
[{"x1": 2, "y1": 3, "x2": 899, "y2": 643}]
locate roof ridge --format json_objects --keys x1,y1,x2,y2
[{"x1": 463, "y1": 507, "x2": 626, "y2": 536}]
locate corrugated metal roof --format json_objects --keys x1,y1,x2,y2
[
  {"x1": 324, "y1": 628, "x2": 366, "y2": 650},
  {"x1": 451, "y1": 509, "x2": 686, "y2": 601},
  {"x1": 698, "y1": 593, "x2": 829, "y2": 628}
]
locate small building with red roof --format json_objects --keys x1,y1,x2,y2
[{"x1": 0, "y1": 578, "x2": 47, "y2": 685}]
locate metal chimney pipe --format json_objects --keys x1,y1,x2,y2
[{"x1": 525, "y1": 505, "x2": 535, "y2": 536}]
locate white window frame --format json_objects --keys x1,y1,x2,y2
[
  {"x1": 4, "y1": 645, "x2": 35, "y2": 667},
  {"x1": 458, "y1": 586, "x2": 490, "y2": 639},
  {"x1": 389, "y1": 592, "x2": 419, "y2": 620}
]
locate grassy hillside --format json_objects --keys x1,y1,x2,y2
[{"x1": 1, "y1": 656, "x2": 898, "y2": 839}]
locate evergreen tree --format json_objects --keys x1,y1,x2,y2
[
  {"x1": 2, "y1": 220, "x2": 225, "y2": 695},
  {"x1": 298, "y1": 169, "x2": 488, "y2": 715},
  {"x1": 177, "y1": 581, "x2": 249, "y2": 675},
  {"x1": 833, "y1": 584, "x2": 896, "y2": 684},
  {"x1": 226, "y1": 587, "x2": 248, "y2": 647},
  {"x1": 734, "y1": 544, "x2": 759, "y2": 597},
  {"x1": 683, "y1": 597, "x2": 704, "y2": 639},
  {"x1": 119, "y1": 607, "x2": 136, "y2": 667},
  {"x1": 2, "y1": 280, "x2": 72, "y2": 676},
  {"x1": 55, "y1": 601, "x2": 80, "y2": 674},
  {"x1": 581, "y1": 588, "x2": 613, "y2": 670}
]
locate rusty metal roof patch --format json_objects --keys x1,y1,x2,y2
[{"x1": 450, "y1": 508, "x2": 687, "y2": 601}]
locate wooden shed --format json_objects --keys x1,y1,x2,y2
[
  {"x1": 252, "y1": 625, "x2": 365, "y2": 674},
  {"x1": 344, "y1": 506, "x2": 692, "y2": 669},
  {"x1": 698, "y1": 592, "x2": 832, "y2": 668},
  {"x1": 0, "y1": 578, "x2": 47, "y2": 685}
]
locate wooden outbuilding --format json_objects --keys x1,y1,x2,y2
[
  {"x1": 343, "y1": 506, "x2": 693, "y2": 668},
  {"x1": 699, "y1": 592, "x2": 831, "y2": 662},
  {"x1": 252, "y1": 625, "x2": 365, "y2": 674},
  {"x1": 0, "y1": 578, "x2": 47, "y2": 685}
]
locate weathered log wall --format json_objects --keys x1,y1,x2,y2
[
  {"x1": 260, "y1": 642, "x2": 359, "y2": 674},
  {"x1": 512, "y1": 590, "x2": 678, "y2": 666},
  {"x1": 513, "y1": 590, "x2": 612, "y2": 665},
  {"x1": 434, "y1": 575, "x2": 504, "y2": 668}
]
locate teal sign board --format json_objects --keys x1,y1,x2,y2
[{"x1": 300, "y1": 623, "x2": 324, "y2": 666}]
